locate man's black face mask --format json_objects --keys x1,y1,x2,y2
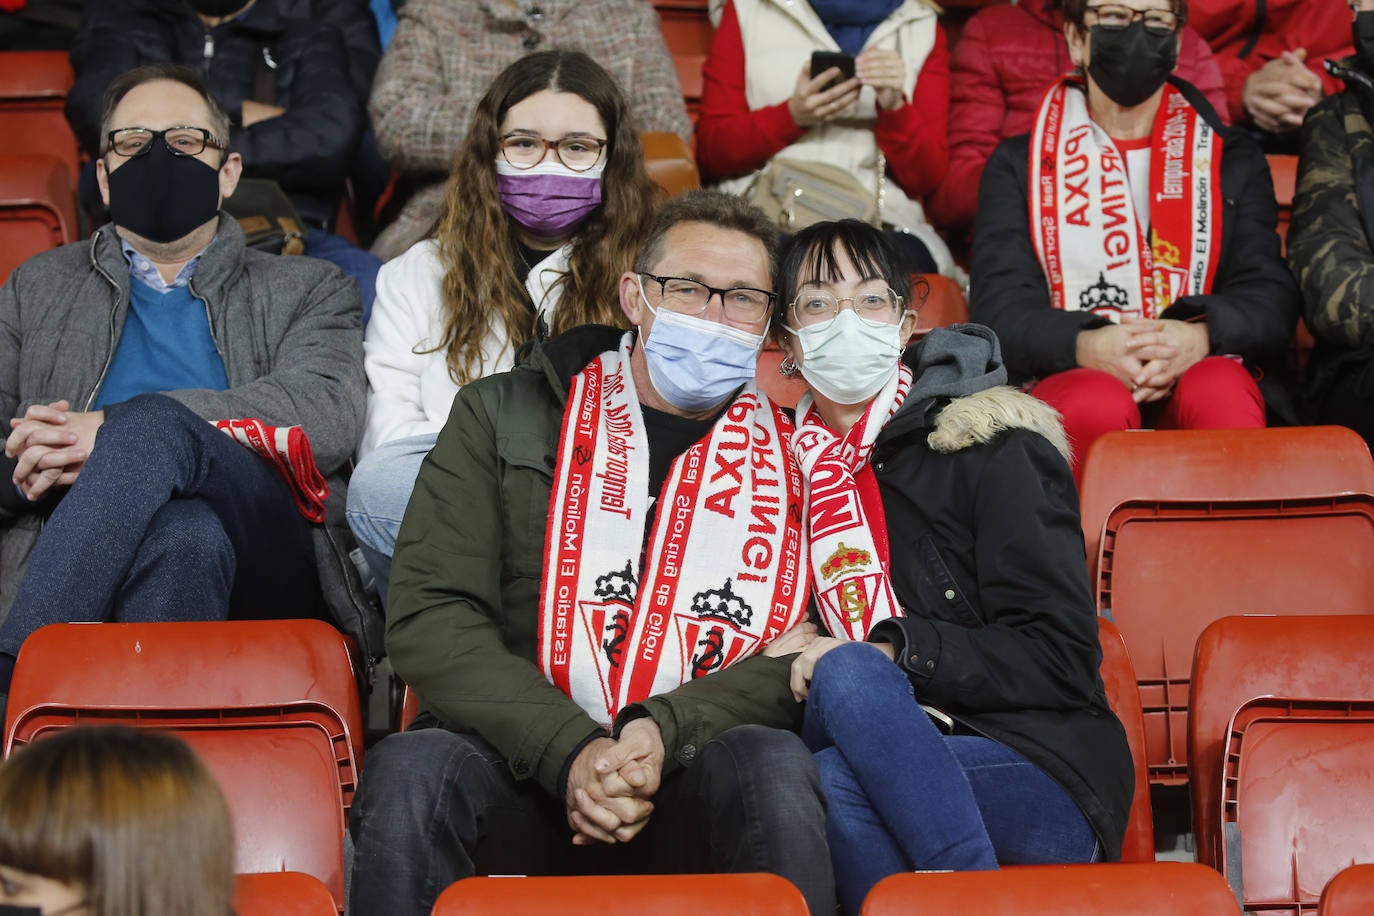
[{"x1": 106, "y1": 141, "x2": 222, "y2": 244}]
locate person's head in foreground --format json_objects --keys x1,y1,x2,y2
[
  {"x1": 773, "y1": 218, "x2": 919, "y2": 430},
  {"x1": 0, "y1": 727, "x2": 233, "y2": 916}
]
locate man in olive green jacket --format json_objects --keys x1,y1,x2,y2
[{"x1": 350, "y1": 192, "x2": 832, "y2": 916}]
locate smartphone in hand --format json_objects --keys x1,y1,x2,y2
[{"x1": 809, "y1": 50, "x2": 856, "y2": 87}]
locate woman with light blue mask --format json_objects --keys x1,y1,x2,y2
[{"x1": 768, "y1": 219, "x2": 1134, "y2": 913}]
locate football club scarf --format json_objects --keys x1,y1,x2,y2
[
  {"x1": 214, "y1": 418, "x2": 328, "y2": 523},
  {"x1": 539, "y1": 333, "x2": 808, "y2": 726},
  {"x1": 1028, "y1": 77, "x2": 1222, "y2": 320},
  {"x1": 792, "y1": 362, "x2": 912, "y2": 640}
]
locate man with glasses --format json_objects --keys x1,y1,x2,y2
[
  {"x1": 350, "y1": 190, "x2": 833, "y2": 916},
  {"x1": 0, "y1": 64, "x2": 370, "y2": 698}
]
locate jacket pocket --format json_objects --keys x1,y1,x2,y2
[
  {"x1": 912, "y1": 534, "x2": 984, "y2": 628},
  {"x1": 497, "y1": 432, "x2": 556, "y2": 580}
]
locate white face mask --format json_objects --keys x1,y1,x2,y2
[{"x1": 789, "y1": 308, "x2": 906, "y2": 405}]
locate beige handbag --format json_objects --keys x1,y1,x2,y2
[{"x1": 748, "y1": 154, "x2": 885, "y2": 230}]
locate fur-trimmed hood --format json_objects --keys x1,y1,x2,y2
[{"x1": 885, "y1": 323, "x2": 1070, "y2": 461}]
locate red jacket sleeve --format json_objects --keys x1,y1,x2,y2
[
  {"x1": 875, "y1": 25, "x2": 949, "y2": 201},
  {"x1": 925, "y1": 12, "x2": 1002, "y2": 233},
  {"x1": 1178, "y1": 26, "x2": 1232, "y2": 124},
  {"x1": 696, "y1": 0, "x2": 805, "y2": 181}
]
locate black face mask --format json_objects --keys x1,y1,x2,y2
[
  {"x1": 1355, "y1": 11, "x2": 1374, "y2": 70},
  {"x1": 1087, "y1": 21, "x2": 1179, "y2": 108},
  {"x1": 0, "y1": 907, "x2": 41, "y2": 916},
  {"x1": 106, "y1": 141, "x2": 223, "y2": 244},
  {"x1": 185, "y1": 0, "x2": 248, "y2": 16}
]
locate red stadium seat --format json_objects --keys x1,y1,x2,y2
[
  {"x1": 1190, "y1": 616, "x2": 1374, "y2": 875},
  {"x1": 4, "y1": 619, "x2": 365, "y2": 910},
  {"x1": 234, "y1": 871, "x2": 338, "y2": 916},
  {"x1": 641, "y1": 131, "x2": 700, "y2": 197},
  {"x1": 910, "y1": 273, "x2": 969, "y2": 339},
  {"x1": 1321, "y1": 864, "x2": 1374, "y2": 916},
  {"x1": 432, "y1": 873, "x2": 808, "y2": 915},
  {"x1": 859, "y1": 862, "x2": 1240, "y2": 915},
  {"x1": 0, "y1": 51, "x2": 81, "y2": 186},
  {"x1": 399, "y1": 681, "x2": 419, "y2": 732},
  {"x1": 1097, "y1": 618, "x2": 1154, "y2": 863},
  {"x1": 1078, "y1": 427, "x2": 1374, "y2": 785},
  {"x1": 1220, "y1": 700, "x2": 1374, "y2": 914},
  {"x1": 653, "y1": 0, "x2": 711, "y2": 125},
  {"x1": 1268, "y1": 153, "x2": 1297, "y2": 253},
  {"x1": 0, "y1": 152, "x2": 79, "y2": 281}
]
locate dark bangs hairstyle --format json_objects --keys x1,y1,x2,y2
[
  {"x1": 772, "y1": 219, "x2": 916, "y2": 341},
  {"x1": 1060, "y1": 0, "x2": 1188, "y2": 29},
  {"x1": 429, "y1": 49, "x2": 662, "y2": 385}
]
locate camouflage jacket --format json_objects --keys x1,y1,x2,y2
[{"x1": 1288, "y1": 59, "x2": 1374, "y2": 394}]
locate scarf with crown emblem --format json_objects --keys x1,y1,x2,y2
[
  {"x1": 538, "y1": 333, "x2": 808, "y2": 726},
  {"x1": 791, "y1": 363, "x2": 912, "y2": 640},
  {"x1": 1028, "y1": 77, "x2": 1222, "y2": 321}
]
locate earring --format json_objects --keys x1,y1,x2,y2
[{"x1": 779, "y1": 356, "x2": 798, "y2": 377}]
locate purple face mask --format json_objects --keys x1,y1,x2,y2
[{"x1": 495, "y1": 159, "x2": 605, "y2": 240}]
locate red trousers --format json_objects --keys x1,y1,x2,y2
[{"x1": 1033, "y1": 357, "x2": 1265, "y2": 482}]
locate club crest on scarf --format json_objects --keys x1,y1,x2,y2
[
  {"x1": 1029, "y1": 78, "x2": 1222, "y2": 322},
  {"x1": 539, "y1": 333, "x2": 808, "y2": 726}
]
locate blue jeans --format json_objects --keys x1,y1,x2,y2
[
  {"x1": 804, "y1": 642, "x2": 1099, "y2": 914},
  {"x1": 0, "y1": 395, "x2": 322, "y2": 666},
  {"x1": 303, "y1": 229, "x2": 381, "y2": 325},
  {"x1": 349, "y1": 725, "x2": 835, "y2": 916},
  {"x1": 344, "y1": 432, "x2": 436, "y2": 605}
]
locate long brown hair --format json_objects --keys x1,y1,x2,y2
[
  {"x1": 429, "y1": 50, "x2": 662, "y2": 385},
  {"x1": 0, "y1": 726, "x2": 235, "y2": 916}
]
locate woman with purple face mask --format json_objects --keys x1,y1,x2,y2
[{"x1": 347, "y1": 50, "x2": 662, "y2": 604}]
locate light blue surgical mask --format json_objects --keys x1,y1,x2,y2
[{"x1": 639, "y1": 280, "x2": 766, "y2": 412}]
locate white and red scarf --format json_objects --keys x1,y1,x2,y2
[
  {"x1": 214, "y1": 418, "x2": 328, "y2": 523},
  {"x1": 1029, "y1": 77, "x2": 1222, "y2": 320},
  {"x1": 792, "y1": 363, "x2": 913, "y2": 640},
  {"x1": 538, "y1": 333, "x2": 808, "y2": 726}
]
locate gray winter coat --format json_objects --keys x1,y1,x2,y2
[{"x1": 0, "y1": 215, "x2": 383, "y2": 657}]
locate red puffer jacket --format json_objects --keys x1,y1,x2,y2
[
  {"x1": 926, "y1": 1, "x2": 1227, "y2": 235},
  {"x1": 1188, "y1": 0, "x2": 1352, "y2": 126}
]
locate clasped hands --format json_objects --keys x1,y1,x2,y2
[
  {"x1": 564, "y1": 717, "x2": 665, "y2": 846},
  {"x1": 5, "y1": 400, "x2": 104, "y2": 501},
  {"x1": 1075, "y1": 318, "x2": 1210, "y2": 404}
]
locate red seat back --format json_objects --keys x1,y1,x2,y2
[
  {"x1": 1321, "y1": 864, "x2": 1374, "y2": 916},
  {"x1": 910, "y1": 273, "x2": 968, "y2": 338},
  {"x1": 1190, "y1": 616, "x2": 1374, "y2": 872},
  {"x1": 0, "y1": 152, "x2": 80, "y2": 280},
  {"x1": 1222, "y1": 703, "x2": 1374, "y2": 913},
  {"x1": 653, "y1": 0, "x2": 711, "y2": 125},
  {"x1": 640, "y1": 130, "x2": 700, "y2": 197},
  {"x1": 432, "y1": 873, "x2": 808, "y2": 914},
  {"x1": 234, "y1": 871, "x2": 338, "y2": 916},
  {"x1": 860, "y1": 862, "x2": 1239, "y2": 915},
  {"x1": 0, "y1": 51, "x2": 81, "y2": 185},
  {"x1": 1097, "y1": 618, "x2": 1153, "y2": 863}
]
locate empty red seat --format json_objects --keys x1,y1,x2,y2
[
  {"x1": 1078, "y1": 427, "x2": 1374, "y2": 785},
  {"x1": 1190, "y1": 615, "x2": 1374, "y2": 874},
  {"x1": 910, "y1": 273, "x2": 969, "y2": 339},
  {"x1": 654, "y1": 0, "x2": 711, "y2": 125},
  {"x1": 1320, "y1": 864, "x2": 1374, "y2": 915},
  {"x1": 860, "y1": 862, "x2": 1239, "y2": 915},
  {"x1": 641, "y1": 131, "x2": 700, "y2": 197},
  {"x1": 1097, "y1": 617, "x2": 1153, "y2": 863},
  {"x1": 0, "y1": 51, "x2": 81, "y2": 186},
  {"x1": 1220, "y1": 700, "x2": 1374, "y2": 914},
  {"x1": 0, "y1": 152, "x2": 79, "y2": 281},
  {"x1": 432, "y1": 872, "x2": 808, "y2": 915},
  {"x1": 234, "y1": 871, "x2": 337, "y2": 916}
]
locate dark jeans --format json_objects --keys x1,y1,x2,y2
[
  {"x1": 804, "y1": 643, "x2": 1099, "y2": 914},
  {"x1": 349, "y1": 724, "x2": 834, "y2": 916},
  {"x1": 0, "y1": 394, "x2": 322, "y2": 663}
]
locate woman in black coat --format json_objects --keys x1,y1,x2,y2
[{"x1": 769, "y1": 219, "x2": 1133, "y2": 913}]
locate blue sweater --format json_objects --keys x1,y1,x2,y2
[{"x1": 94, "y1": 280, "x2": 228, "y2": 409}]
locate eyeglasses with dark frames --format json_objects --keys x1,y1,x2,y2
[
  {"x1": 639, "y1": 273, "x2": 776, "y2": 324},
  {"x1": 1084, "y1": 3, "x2": 1180, "y2": 32},
  {"x1": 104, "y1": 126, "x2": 225, "y2": 159},
  {"x1": 499, "y1": 132, "x2": 607, "y2": 172}
]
